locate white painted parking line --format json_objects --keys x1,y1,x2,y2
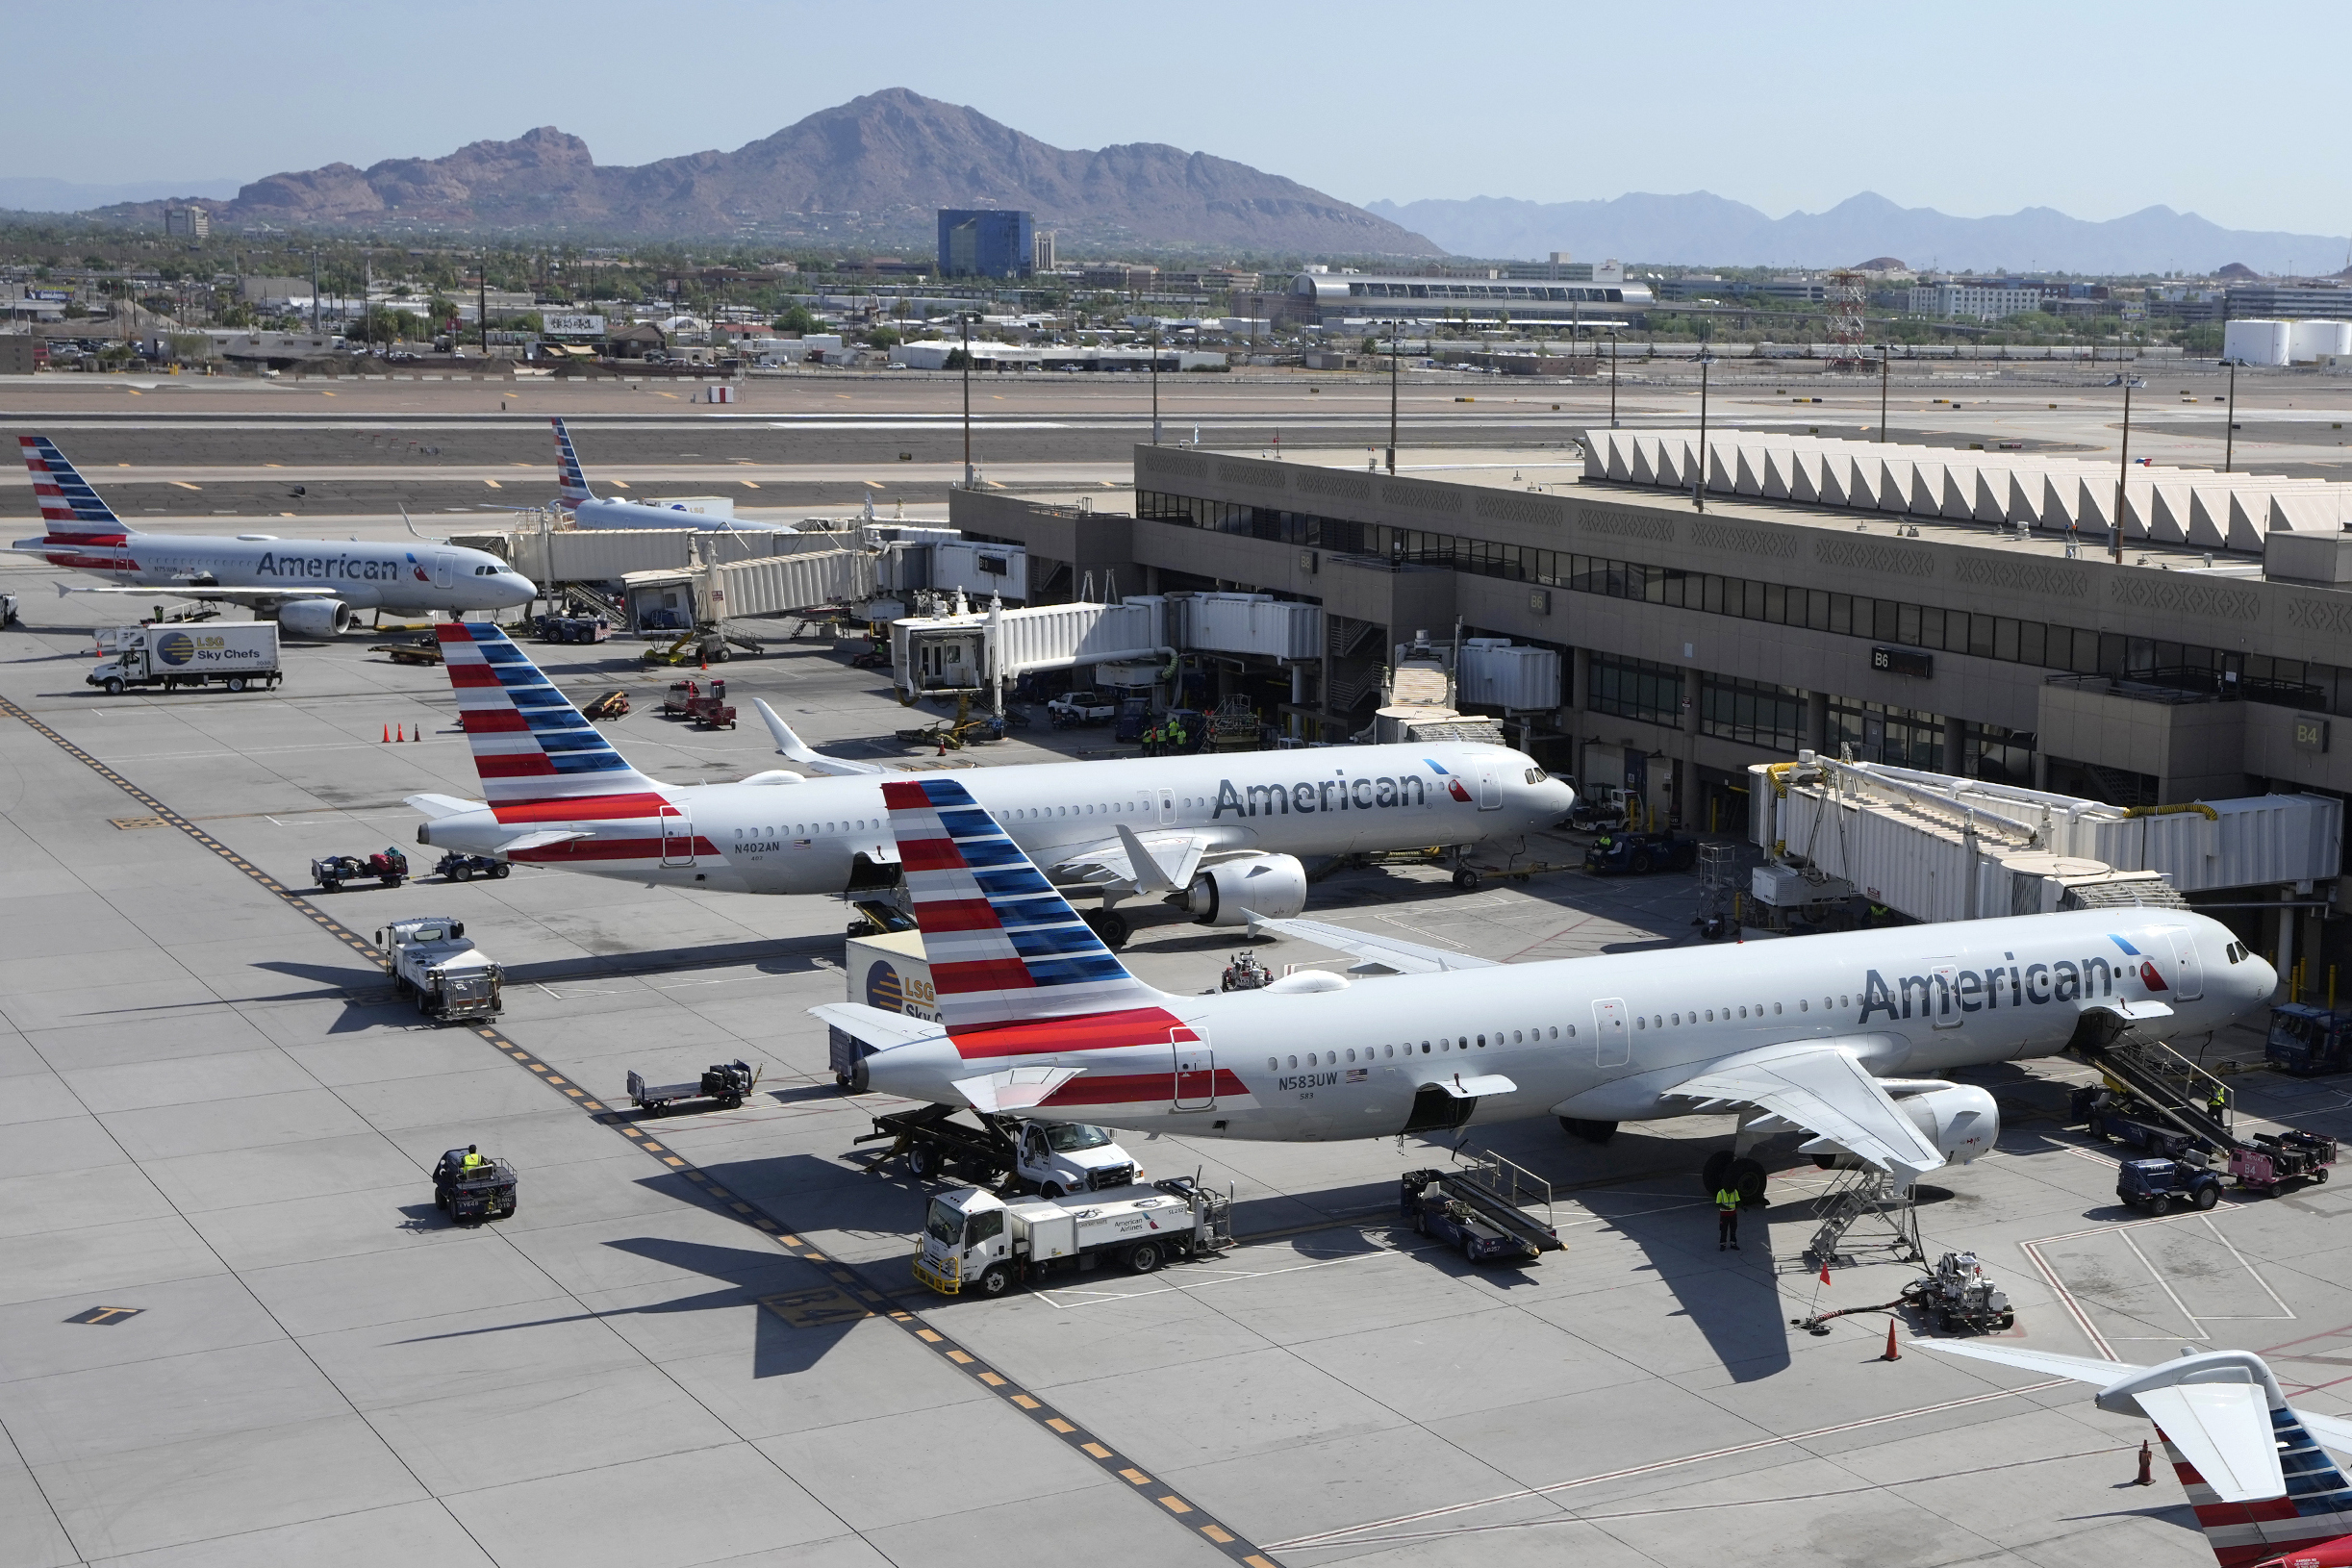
[
  {"x1": 2022, "y1": 1209, "x2": 2294, "y2": 1358},
  {"x1": 1038, "y1": 1238, "x2": 1417, "y2": 1308}
]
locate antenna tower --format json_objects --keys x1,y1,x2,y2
[{"x1": 1826, "y1": 269, "x2": 1870, "y2": 370}]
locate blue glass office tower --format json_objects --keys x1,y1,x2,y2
[{"x1": 937, "y1": 210, "x2": 1034, "y2": 278}]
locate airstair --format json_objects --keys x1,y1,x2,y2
[{"x1": 1802, "y1": 1167, "x2": 1925, "y2": 1271}]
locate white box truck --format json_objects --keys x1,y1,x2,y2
[
  {"x1": 88, "y1": 623, "x2": 281, "y2": 695},
  {"x1": 830, "y1": 924, "x2": 938, "y2": 1089},
  {"x1": 914, "y1": 1177, "x2": 1232, "y2": 1297}
]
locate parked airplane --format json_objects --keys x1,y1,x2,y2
[
  {"x1": 551, "y1": 417, "x2": 788, "y2": 531},
  {"x1": 11, "y1": 436, "x2": 537, "y2": 634},
  {"x1": 406, "y1": 621, "x2": 1574, "y2": 942},
  {"x1": 821, "y1": 773, "x2": 2274, "y2": 1190},
  {"x1": 1922, "y1": 1341, "x2": 2352, "y2": 1568}
]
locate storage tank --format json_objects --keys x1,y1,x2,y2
[
  {"x1": 2222, "y1": 318, "x2": 2291, "y2": 367},
  {"x1": 2289, "y1": 320, "x2": 2352, "y2": 363}
]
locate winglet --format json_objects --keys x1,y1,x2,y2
[{"x1": 752, "y1": 699, "x2": 885, "y2": 775}]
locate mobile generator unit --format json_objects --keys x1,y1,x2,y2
[{"x1": 914, "y1": 1176, "x2": 1231, "y2": 1298}]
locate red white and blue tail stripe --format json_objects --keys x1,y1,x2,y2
[
  {"x1": 884, "y1": 775, "x2": 1163, "y2": 1030},
  {"x1": 2179, "y1": 1408, "x2": 2352, "y2": 1568},
  {"x1": 19, "y1": 435, "x2": 132, "y2": 548},
  {"x1": 551, "y1": 417, "x2": 594, "y2": 508},
  {"x1": 437, "y1": 623, "x2": 662, "y2": 811}
]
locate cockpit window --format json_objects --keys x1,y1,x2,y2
[{"x1": 1524, "y1": 767, "x2": 1546, "y2": 785}]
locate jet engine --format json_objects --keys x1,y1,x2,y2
[
  {"x1": 277, "y1": 599, "x2": 355, "y2": 639},
  {"x1": 1808, "y1": 1083, "x2": 2000, "y2": 1169},
  {"x1": 1176, "y1": 853, "x2": 1308, "y2": 926}
]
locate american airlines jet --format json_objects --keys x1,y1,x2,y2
[
  {"x1": 550, "y1": 417, "x2": 788, "y2": 531},
  {"x1": 407, "y1": 622, "x2": 1575, "y2": 942},
  {"x1": 12, "y1": 436, "x2": 537, "y2": 634},
  {"x1": 819, "y1": 774, "x2": 2273, "y2": 1196}
]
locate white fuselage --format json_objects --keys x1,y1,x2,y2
[
  {"x1": 419, "y1": 743, "x2": 1574, "y2": 892},
  {"x1": 26, "y1": 533, "x2": 536, "y2": 612},
  {"x1": 861, "y1": 910, "x2": 2275, "y2": 1142},
  {"x1": 570, "y1": 497, "x2": 784, "y2": 532}
]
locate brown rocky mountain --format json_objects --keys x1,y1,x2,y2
[{"x1": 110, "y1": 89, "x2": 1435, "y2": 256}]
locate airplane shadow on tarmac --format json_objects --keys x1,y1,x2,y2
[{"x1": 396, "y1": 1232, "x2": 855, "y2": 1378}]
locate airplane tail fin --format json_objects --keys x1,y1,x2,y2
[
  {"x1": 435, "y1": 623, "x2": 665, "y2": 814},
  {"x1": 882, "y1": 773, "x2": 1164, "y2": 1030},
  {"x1": 2175, "y1": 1405, "x2": 2352, "y2": 1568},
  {"x1": 550, "y1": 417, "x2": 594, "y2": 508},
  {"x1": 19, "y1": 436, "x2": 130, "y2": 542}
]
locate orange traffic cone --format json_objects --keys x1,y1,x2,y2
[
  {"x1": 381, "y1": 724, "x2": 390, "y2": 743},
  {"x1": 413, "y1": 723, "x2": 421, "y2": 741},
  {"x1": 395, "y1": 723, "x2": 405, "y2": 743},
  {"x1": 1882, "y1": 1319, "x2": 1902, "y2": 1361},
  {"x1": 2134, "y1": 1439, "x2": 2155, "y2": 1485}
]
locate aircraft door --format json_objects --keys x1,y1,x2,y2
[
  {"x1": 2166, "y1": 929, "x2": 2204, "y2": 1000},
  {"x1": 1476, "y1": 761, "x2": 1503, "y2": 810},
  {"x1": 1931, "y1": 963, "x2": 1963, "y2": 1027},
  {"x1": 659, "y1": 806, "x2": 694, "y2": 866},
  {"x1": 1173, "y1": 1031, "x2": 1214, "y2": 1110},
  {"x1": 431, "y1": 552, "x2": 455, "y2": 589},
  {"x1": 1592, "y1": 998, "x2": 1630, "y2": 1068}
]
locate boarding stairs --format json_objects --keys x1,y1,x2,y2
[{"x1": 1802, "y1": 1167, "x2": 1925, "y2": 1271}]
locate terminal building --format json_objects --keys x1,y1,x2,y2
[
  {"x1": 1278, "y1": 267, "x2": 1655, "y2": 328},
  {"x1": 951, "y1": 434, "x2": 2352, "y2": 952}
]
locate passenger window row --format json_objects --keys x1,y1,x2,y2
[{"x1": 1269, "y1": 1024, "x2": 1575, "y2": 1071}]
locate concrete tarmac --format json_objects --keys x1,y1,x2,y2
[{"x1": 3, "y1": 552, "x2": 2350, "y2": 1568}]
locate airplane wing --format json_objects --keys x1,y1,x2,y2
[
  {"x1": 1055, "y1": 826, "x2": 1209, "y2": 892},
  {"x1": 2122, "y1": 1382, "x2": 2283, "y2": 1503},
  {"x1": 496, "y1": 829, "x2": 592, "y2": 855},
  {"x1": 1918, "y1": 1341, "x2": 2352, "y2": 1465},
  {"x1": 1671, "y1": 1041, "x2": 1945, "y2": 1185},
  {"x1": 405, "y1": 793, "x2": 483, "y2": 821},
  {"x1": 751, "y1": 699, "x2": 889, "y2": 776},
  {"x1": 808, "y1": 1002, "x2": 944, "y2": 1050},
  {"x1": 951, "y1": 1066, "x2": 1087, "y2": 1115},
  {"x1": 52, "y1": 582, "x2": 341, "y2": 602},
  {"x1": 1243, "y1": 915, "x2": 1502, "y2": 975}
]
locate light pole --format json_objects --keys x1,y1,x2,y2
[
  {"x1": 1878, "y1": 342, "x2": 1890, "y2": 442},
  {"x1": 960, "y1": 313, "x2": 974, "y2": 488},
  {"x1": 1608, "y1": 327, "x2": 1618, "y2": 427},
  {"x1": 1150, "y1": 329, "x2": 1161, "y2": 445},
  {"x1": 2224, "y1": 358, "x2": 2238, "y2": 473},
  {"x1": 1386, "y1": 316, "x2": 1400, "y2": 474},
  {"x1": 1694, "y1": 347, "x2": 1716, "y2": 513},
  {"x1": 2111, "y1": 374, "x2": 2134, "y2": 565}
]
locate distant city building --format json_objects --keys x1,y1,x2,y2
[
  {"x1": 1079, "y1": 263, "x2": 1160, "y2": 291},
  {"x1": 2224, "y1": 283, "x2": 2352, "y2": 320},
  {"x1": 937, "y1": 209, "x2": 1034, "y2": 278},
  {"x1": 1503, "y1": 253, "x2": 1626, "y2": 286},
  {"x1": 1907, "y1": 282, "x2": 2049, "y2": 321},
  {"x1": 164, "y1": 206, "x2": 210, "y2": 240},
  {"x1": 1031, "y1": 230, "x2": 1056, "y2": 272}
]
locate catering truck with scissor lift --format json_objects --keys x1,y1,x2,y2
[
  {"x1": 377, "y1": 916, "x2": 504, "y2": 1023},
  {"x1": 860, "y1": 1102, "x2": 1140, "y2": 1194},
  {"x1": 914, "y1": 1176, "x2": 1232, "y2": 1297},
  {"x1": 88, "y1": 621, "x2": 281, "y2": 695}
]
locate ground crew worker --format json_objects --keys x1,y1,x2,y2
[
  {"x1": 2208, "y1": 1083, "x2": 2229, "y2": 1121},
  {"x1": 1715, "y1": 1182, "x2": 1742, "y2": 1250},
  {"x1": 1144, "y1": 724, "x2": 1162, "y2": 757},
  {"x1": 461, "y1": 1145, "x2": 485, "y2": 1171}
]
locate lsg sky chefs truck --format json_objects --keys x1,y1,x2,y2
[
  {"x1": 89, "y1": 623, "x2": 282, "y2": 694},
  {"x1": 914, "y1": 1177, "x2": 1232, "y2": 1297}
]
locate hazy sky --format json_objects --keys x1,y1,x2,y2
[{"x1": 12, "y1": 0, "x2": 2344, "y2": 233}]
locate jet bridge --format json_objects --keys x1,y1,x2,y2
[{"x1": 1747, "y1": 755, "x2": 2340, "y2": 926}]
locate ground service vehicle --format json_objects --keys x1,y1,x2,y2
[
  {"x1": 581, "y1": 689, "x2": 630, "y2": 721},
  {"x1": 2117, "y1": 1156, "x2": 2224, "y2": 1213},
  {"x1": 2082, "y1": 1095, "x2": 2199, "y2": 1159},
  {"x1": 1399, "y1": 1169, "x2": 1555, "y2": 1263},
  {"x1": 626, "y1": 1059, "x2": 757, "y2": 1115},
  {"x1": 1, "y1": 593, "x2": 19, "y2": 625},
  {"x1": 914, "y1": 1176, "x2": 1232, "y2": 1296},
  {"x1": 661, "y1": 677, "x2": 736, "y2": 729},
  {"x1": 1905, "y1": 1251, "x2": 2014, "y2": 1332},
  {"x1": 434, "y1": 851, "x2": 509, "y2": 882},
  {"x1": 88, "y1": 622, "x2": 280, "y2": 694},
  {"x1": 2230, "y1": 1130, "x2": 2336, "y2": 1195},
  {"x1": 1047, "y1": 690, "x2": 1117, "y2": 727},
  {"x1": 2267, "y1": 1003, "x2": 2352, "y2": 1075},
  {"x1": 433, "y1": 1150, "x2": 518, "y2": 1223},
  {"x1": 535, "y1": 614, "x2": 610, "y2": 643},
  {"x1": 315, "y1": 849, "x2": 407, "y2": 892},
  {"x1": 378, "y1": 916, "x2": 503, "y2": 1022},
  {"x1": 1583, "y1": 830, "x2": 1697, "y2": 875},
  {"x1": 860, "y1": 1103, "x2": 1138, "y2": 1193}
]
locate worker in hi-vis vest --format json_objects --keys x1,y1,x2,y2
[{"x1": 1715, "y1": 1183, "x2": 1742, "y2": 1251}]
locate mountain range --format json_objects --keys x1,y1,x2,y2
[
  {"x1": 1366, "y1": 191, "x2": 2350, "y2": 276},
  {"x1": 79, "y1": 89, "x2": 1436, "y2": 257}
]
